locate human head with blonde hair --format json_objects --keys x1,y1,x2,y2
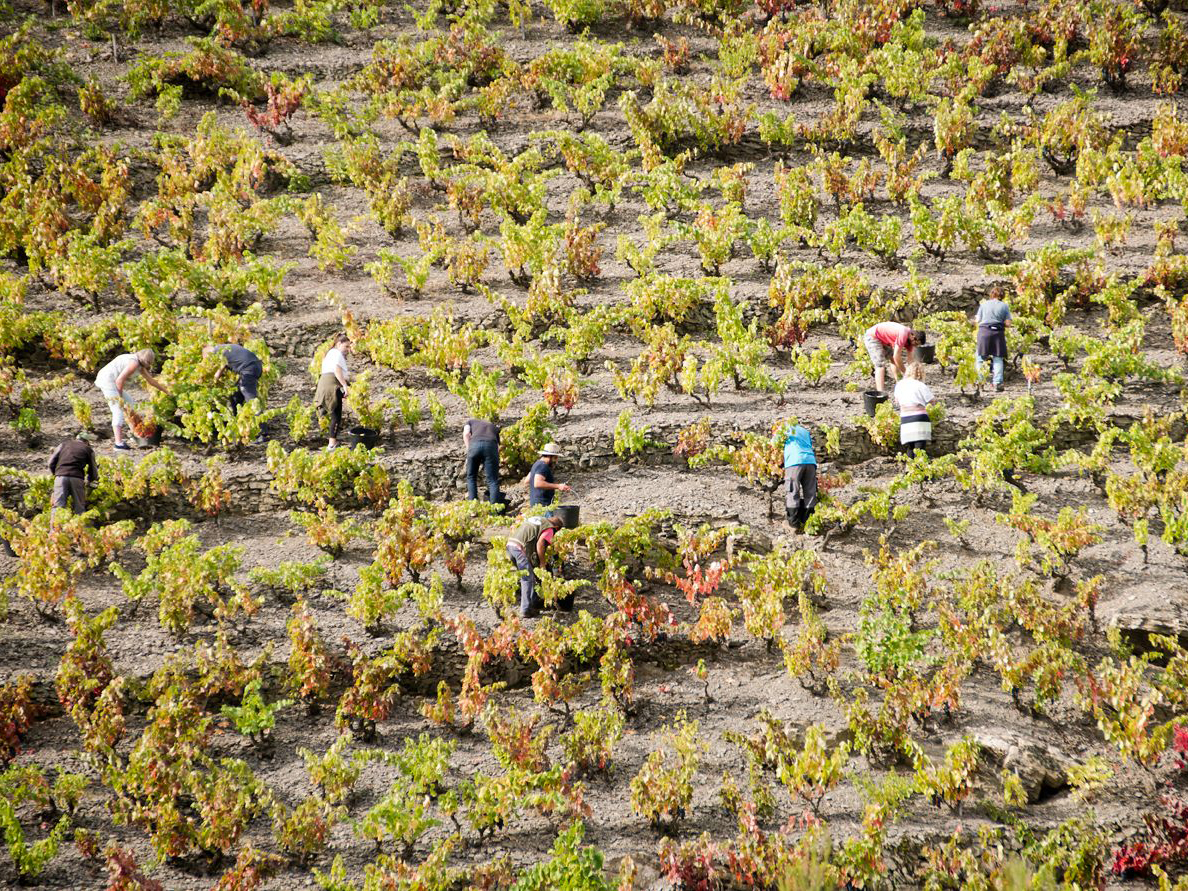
[
  {"x1": 134, "y1": 348, "x2": 156, "y2": 371},
  {"x1": 903, "y1": 362, "x2": 926, "y2": 382}
]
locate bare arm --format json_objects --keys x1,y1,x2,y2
[
  {"x1": 334, "y1": 366, "x2": 349, "y2": 390},
  {"x1": 891, "y1": 345, "x2": 906, "y2": 375},
  {"x1": 462, "y1": 423, "x2": 471, "y2": 451},
  {"x1": 536, "y1": 536, "x2": 549, "y2": 566},
  {"x1": 139, "y1": 368, "x2": 169, "y2": 395},
  {"x1": 533, "y1": 473, "x2": 571, "y2": 493}
]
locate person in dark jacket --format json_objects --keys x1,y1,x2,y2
[
  {"x1": 527, "y1": 442, "x2": 570, "y2": 509},
  {"x1": 780, "y1": 424, "x2": 818, "y2": 533},
  {"x1": 204, "y1": 343, "x2": 264, "y2": 413},
  {"x1": 49, "y1": 431, "x2": 99, "y2": 516},
  {"x1": 506, "y1": 515, "x2": 564, "y2": 618},
  {"x1": 463, "y1": 418, "x2": 501, "y2": 505}
]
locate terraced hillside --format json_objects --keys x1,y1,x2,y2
[{"x1": 2, "y1": 0, "x2": 1188, "y2": 888}]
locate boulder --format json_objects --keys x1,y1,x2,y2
[
  {"x1": 972, "y1": 730, "x2": 1069, "y2": 804},
  {"x1": 1104, "y1": 588, "x2": 1188, "y2": 652}
]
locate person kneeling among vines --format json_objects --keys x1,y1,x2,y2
[{"x1": 506, "y1": 515, "x2": 565, "y2": 619}]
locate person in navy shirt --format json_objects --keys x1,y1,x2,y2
[
  {"x1": 781, "y1": 424, "x2": 818, "y2": 533},
  {"x1": 204, "y1": 343, "x2": 264, "y2": 413},
  {"x1": 527, "y1": 442, "x2": 570, "y2": 508}
]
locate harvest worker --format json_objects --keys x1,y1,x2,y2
[
  {"x1": 462, "y1": 417, "x2": 502, "y2": 506},
  {"x1": 203, "y1": 343, "x2": 264, "y2": 413},
  {"x1": 315, "y1": 333, "x2": 351, "y2": 451},
  {"x1": 781, "y1": 423, "x2": 818, "y2": 534},
  {"x1": 49, "y1": 431, "x2": 99, "y2": 516},
  {"x1": 527, "y1": 442, "x2": 571, "y2": 509},
  {"x1": 94, "y1": 349, "x2": 169, "y2": 451},
  {"x1": 861, "y1": 322, "x2": 924, "y2": 394},
  {"x1": 973, "y1": 289, "x2": 1012, "y2": 393},
  {"x1": 893, "y1": 363, "x2": 935, "y2": 454},
  {"x1": 506, "y1": 514, "x2": 565, "y2": 618}
]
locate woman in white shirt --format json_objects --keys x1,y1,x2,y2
[
  {"x1": 892, "y1": 363, "x2": 934, "y2": 454},
  {"x1": 93, "y1": 349, "x2": 169, "y2": 450},
  {"x1": 315, "y1": 333, "x2": 351, "y2": 450}
]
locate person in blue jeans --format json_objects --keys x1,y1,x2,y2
[
  {"x1": 506, "y1": 515, "x2": 564, "y2": 618},
  {"x1": 973, "y1": 290, "x2": 1011, "y2": 392},
  {"x1": 780, "y1": 423, "x2": 818, "y2": 533},
  {"x1": 463, "y1": 418, "x2": 502, "y2": 505}
]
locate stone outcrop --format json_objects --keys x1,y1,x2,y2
[{"x1": 973, "y1": 730, "x2": 1070, "y2": 804}]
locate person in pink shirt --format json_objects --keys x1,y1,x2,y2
[{"x1": 862, "y1": 322, "x2": 923, "y2": 393}]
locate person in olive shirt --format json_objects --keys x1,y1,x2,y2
[
  {"x1": 463, "y1": 418, "x2": 501, "y2": 505},
  {"x1": 527, "y1": 442, "x2": 570, "y2": 509},
  {"x1": 49, "y1": 431, "x2": 99, "y2": 516},
  {"x1": 506, "y1": 515, "x2": 564, "y2": 618},
  {"x1": 203, "y1": 343, "x2": 264, "y2": 413}
]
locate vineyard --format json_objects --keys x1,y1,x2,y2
[{"x1": 3, "y1": 0, "x2": 1188, "y2": 887}]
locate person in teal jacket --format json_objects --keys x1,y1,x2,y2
[{"x1": 782, "y1": 424, "x2": 818, "y2": 533}]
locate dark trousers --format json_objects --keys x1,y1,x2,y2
[
  {"x1": 507, "y1": 543, "x2": 539, "y2": 616},
  {"x1": 785, "y1": 463, "x2": 818, "y2": 528},
  {"x1": 51, "y1": 476, "x2": 86, "y2": 513},
  {"x1": 230, "y1": 369, "x2": 261, "y2": 413},
  {"x1": 466, "y1": 440, "x2": 501, "y2": 503},
  {"x1": 327, "y1": 390, "x2": 343, "y2": 439}
]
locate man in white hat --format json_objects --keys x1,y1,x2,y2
[{"x1": 527, "y1": 442, "x2": 570, "y2": 510}]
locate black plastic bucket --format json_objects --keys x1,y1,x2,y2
[
  {"x1": 344, "y1": 426, "x2": 378, "y2": 448},
  {"x1": 916, "y1": 343, "x2": 936, "y2": 364},
  {"x1": 555, "y1": 504, "x2": 580, "y2": 529},
  {"x1": 132, "y1": 428, "x2": 162, "y2": 447},
  {"x1": 863, "y1": 390, "x2": 888, "y2": 417}
]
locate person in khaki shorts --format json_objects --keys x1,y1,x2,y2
[{"x1": 49, "y1": 431, "x2": 99, "y2": 516}]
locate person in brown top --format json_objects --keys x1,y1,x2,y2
[{"x1": 49, "y1": 431, "x2": 100, "y2": 516}]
